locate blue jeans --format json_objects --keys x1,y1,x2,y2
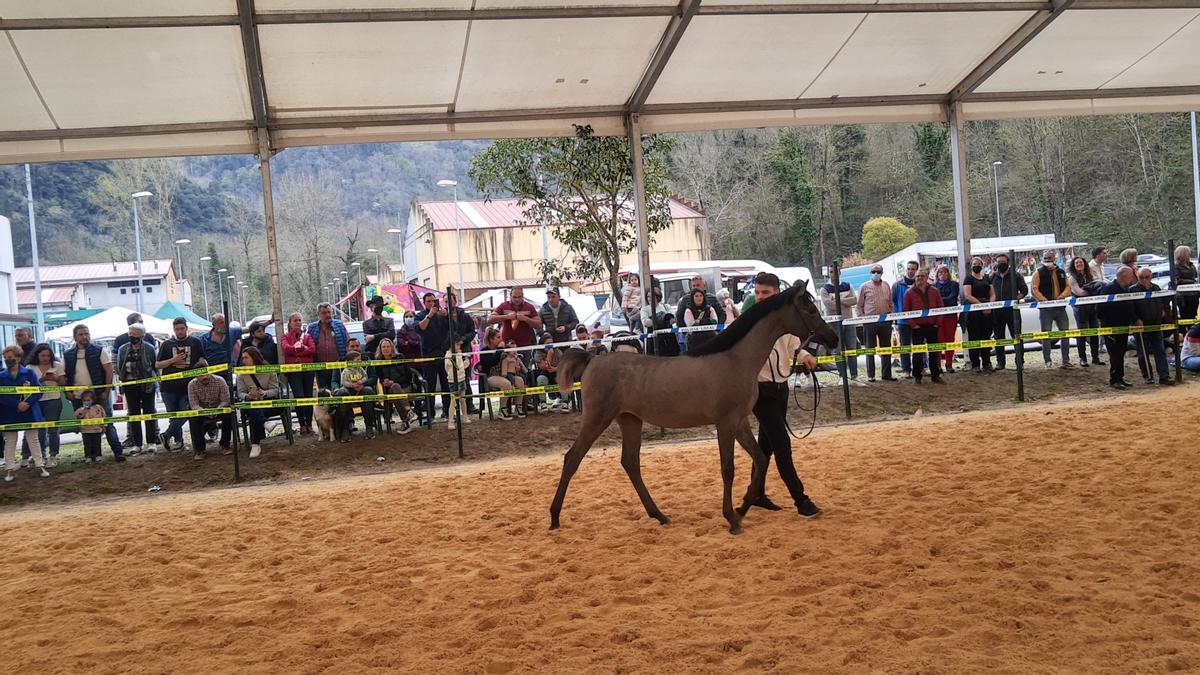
[
  {"x1": 286, "y1": 372, "x2": 315, "y2": 428},
  {"x1": 160, "y1": 389, "x2": 191, "y2": 445},
  {"x1": 1181, "y1": 355, "x2": 1200, "y2": 372},
  {"x1": 247, "y1": 409, "x2": 267, "y2": 443},
  {"x1": 897, "y1": 323, "x2": 913, "y2": 372},
  {"x1": 1135, "y1": 331, "x2": 1170, "y2": 381},
  {"x1": 1039, "y1": 307, "x2": 1071, "y2": 363}
]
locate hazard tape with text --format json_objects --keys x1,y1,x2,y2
[
  {"x1": 0, "y1": 407, "x2": 233, "y2": 432},
  {"x1": 0, "y1": 363, "x2": 230, "y2": 395}
]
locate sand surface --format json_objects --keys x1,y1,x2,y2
[{"x1": 2, "y1": 387, "x2": 1197, "y2": 673}]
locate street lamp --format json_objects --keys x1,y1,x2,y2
[
  {"x1": 991, "y1": 160, "x2": 1003, "y2": 238},
  {"x1": 217, "y1": 268, "x2": 228, "y2": 313},
  {"x1": 367, "y1": 248, "x2": 382, "y2": 280},
  {"x1": 352, "y1": 261, "x2": 363, "y2": 288},
  {"x1": 198, "y1": 255, "x2": 212, "y2": 317},
  {"x1": 174, "y1": 238, "x2": 191, "y2": 280},
  {"x1": 239, "y1": 283, "x2": 249, "y2": 324},
  {"x1": 227, "y1": 274, "x2": 238, "y2": 325},
  {"x1": 437, "y1": 178, "x2": 464, "y2": 301},
  {"x1": 386, "y1": 227, "x2": 404, "y2": 282},
  {"x1": 340, "y1": 270, "x2": 350, "y2": 318},
  {"x1": 131, "y1": 190, "x2": 154, "y2": 313}
]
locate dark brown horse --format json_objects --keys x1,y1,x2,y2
[{"x1": 551, "y1": 285, "x2": 837, "y2": 534}]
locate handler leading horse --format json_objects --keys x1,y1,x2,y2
[{"x1": 552, "y1": 284, "x2": 838, "y2": 534}]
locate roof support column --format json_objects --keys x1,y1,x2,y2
[
  {"x1": 257, "y1": 128, "x2": 287, "y2": 366},
  {"x1": 627, "y1": 113, "x2": 654, "y2": 303},
  {"x1": 948, "y1": 102, "x2": 972, "y2": 281}
]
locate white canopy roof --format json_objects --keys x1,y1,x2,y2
[
  {"x1": 2, "y1": 1, "x2": 1198, "y2": 164},
  {"x1": 45, "y1": 306, "x2": 177, "y2": 343}
]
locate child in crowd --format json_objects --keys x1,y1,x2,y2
[
  {"x1": 588, "y1": 329, "x2": 609, "y2": 357},
  {"x1": 444, "y1": 342, "x2": 472, "y2": 431},
  {"x1": 335, "y1": 351, "x2": 376, "y2": 439},
  {"x1": 75, "y1": 390, "x2": 107, "y2": 463},
  {"x1": 500, "y1": 340, "x2": 526, "y2": 387}
]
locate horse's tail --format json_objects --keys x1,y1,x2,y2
[{"x1": 556, "y1": 349, "x2": 593, "y2": 396}]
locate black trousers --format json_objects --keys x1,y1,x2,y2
[
  {"x1": 753, "y1": 382, "x2": 807, "y2": 507},
  {"x1": 190, "y1": 413, "x2": 233, "y2": 453},
  {"x1": 993, "y1": 308, "x2": 1017, "y2": 368},
  {"x1": 422, "y1": 360, "x2": 451, "y2": 418},
  {"x1": 966, "y1": 311, "x2": 993, "y2": 369},
  {"x1": 911, "y1": 324, "x2": 943, "y2": 380},
  {"x1": 122, "y1": 386, "x2": 159, "y2": 447},
  {"x1": 1104, "y1": 334, "x2": 1128, "y2": 385}
]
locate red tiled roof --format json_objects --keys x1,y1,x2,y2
[
  {"x1": 15, "y1": 259, "x2": 174, "y2": 286},
  {"x1": 419, "y1": 197, "x2": 705, "y2": 232}
]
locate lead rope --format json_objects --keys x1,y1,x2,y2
[{"x1": 765, "y1": 333, "x2": 820, "y2": 440}]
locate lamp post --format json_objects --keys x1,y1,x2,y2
[
  {"x1": 367, "y1": 248, "x2": 382, "y2": 280},
  {"x1": 352, "y1": 261, "x2": 363, "y2": 288},
  {"x1": 240, "y1": 283, "x2": 249, "y2": 323},
  {"x1": 199, "y1": 255, "x2": 212, "y2": 317},
  {"x1": 386, "y1": 227, "x2": 405, "y2": 282},
  {"x1": 131, "y1": 190, "x2": 154, "y2": 314},
  {"x1": 227, "y1": 274, "x2": 238, "y2": 325},
  {"x1": 23, "y1": 164, "x2": 45, "y2": 340},
  {"x1": 340, "y1": 270, "x2": 350, "y2": 319},
  {"x1": 174, "y1": 238, "x2": 190, "y2": 280},
  {"x1": 217, "y1": 268, "x2": 228, "y2": 313},
  {"x1": 991, "y1": 160, "x2": 1003, "y2": 238},
  {"x1": 437, "y1": 179, "x2": 464, "y2": 302}
]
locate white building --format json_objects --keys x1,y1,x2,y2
[
  {"x1": 0, "y1": 216, "x2": 33, "y2": 343},
  {"x1": 15, "y1": 258, "x2": 184, "y2": 318}
]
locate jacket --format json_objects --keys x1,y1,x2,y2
[
  {"x1": 1097, "y1": 281, "x2": 1137, "y2": 327},
  {"x1": 306, "y1": 319, "x2": 348, "y2": 361},
  {"x1": 362, "y1": 315, "x2": 396, "y2": 357},
  {"x1": 620, "y1": 283, "x2": 644, "y2": 314},
  {"x1": 394, "y1": 327, "x2": 423, "y2": 360},
  {"x1": 990, "y1": 270, "x2": 1029, "y2": 302},
  {"x1": 113, "y1": 332, "x2": 157, "y2": 354},
  {"x1": 1132, "y1": 283, "x2": 1167, "y2": 326},
  {"x1": 241, "y1": 334, "x2": 279, "y2": 365},
  {"x1": 675, "y1": 292, "x2": 725, "y2": 327},
  {"x1": 820, "y1": 282, "x2": 857, "y2": 317},
  {"x1": 281, "y1": 330, "x2": 317, "y2": 364},
  {"x1": 540, "y1": 300, "x2": 581, "y2": 343},
  {"x1": 857, "y1": 280, "x2": 894, "y2": 317},
  {"x1": 236, "y1": 370, "x2": 280, "y2": 400},
  {"x1": 115, "y1": 342, "x2": 158, "y2": 394},
  {"x1": 0, "y1": 365, "x2": 43, "y2": 424},
  {"x1": 64, "y1": 343, "x2": 107, "y2": 396},
  {"x1": 1033, "y1": 265, "x2": 1070, "y2": 302},
  {"x1": 892, "y1": 277, "x2": 916, "y2": 324},
  {"x1": 444, "y1": 350, "x2": 471, "y2": 385},
  {"x1": 934, "y1": 280, "x2": 960, "y2": 307},
  {"x1": 902, "y1": 284, "x2": 943, "y2": 328},
  {"x1": 372, "y1": 360, "x2": 414, "y2": 390}
]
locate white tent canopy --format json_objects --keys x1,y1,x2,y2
[
  {"x1": 1, "y1": 1, "x2": 1198, "y2": 163},
  {"x1": 45, "y1": 306, "x2": 177, "y2": 343}
]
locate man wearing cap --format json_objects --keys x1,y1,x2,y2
[
  {"x1": 488, "y1": 287, "x2": 541, "y2": 348},
  {"x1": 539, "y1": 288, "x2": 580, "y2": 345},
  {"x1": 362, "y1": 295, "x2": 396, "y2": 359}
]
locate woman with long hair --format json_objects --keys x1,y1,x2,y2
[
  {"x1": 682, "y1": 288, "x2": 718, "y2": 352},
  {"x1": 1066, "y1": 256, "x2": 1103, "y2": 367},
  {"x1": 281, "y1": 311, "x2": 317, "y2": 435},
  {"x1": 933, "y1": 265, "x2": 960, "y2": 372},
  {"x1": 24, "y1": 343, "x2": 63, "y2": 467},
  {"x1": 237, "y1": 346, "x2": 279, "y2": 458},
  {"x1": 374, "y1": 338, "x2": 418, "y2": 434},
  {"x1": 478, "y1": 326, "x2": 525, "y2": 420},
  {"x1": 1173, "y1": 245, "x2": 1198, "y2": 321}
]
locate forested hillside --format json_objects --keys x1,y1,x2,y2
[{"x1": 1, "y1": 113, "x2": 1195, "y2": 316}]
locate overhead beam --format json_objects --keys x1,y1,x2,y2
[
  {"x1": 237, "y1": 0, "x2": 270, "y2": 132},
  {"x1": 949, "y1": 0, "x2": 1076, "y2": 101},
  {"x1": 963, "y1": 85, "x2": 1200, "y2": 102},
  {"x1": 699, "y1": 2, "x2": 1048, "y2": 15},
  {"x1": 627, "y1": 0, "x2": 701, "y2": 112}
]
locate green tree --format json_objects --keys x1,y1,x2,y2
[
  {"x1": 914, "y1": 123, "x2": 950, "y2": 184},
  {"x1": 468, "y1": 125, "x2": 675, "y2": 300},
  {"x1": 861, "y1": 216, "x2": 918, "y2": 260},
  {"x1": 767, "y1": 128, "x2": 817, "y2": 267}
]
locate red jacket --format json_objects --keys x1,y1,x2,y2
[
  {"x1": 903, "y1": 284, "x2": 943, "y2": 328},
  {"x1": 281, "y1": 330, "x2": 317, "y2": 364}
]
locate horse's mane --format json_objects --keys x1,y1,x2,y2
[{"x1": 685, "y1": 285, "x2": 803, "y2": 358}]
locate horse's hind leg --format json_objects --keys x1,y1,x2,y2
[
  {"x1": 549, "y1": 409, "x2": 612, "y2": 530},
  {"x1": 616, "y1": 414, "x2": 669, "y2": 526},
  {"x1": 717, "y1": 423, "x2": 742, "y2": 535},
  {"x1": 735, "y1": 418, "x2": 769, "y2": 517}
]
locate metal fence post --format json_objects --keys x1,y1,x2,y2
[
  {"x1": 447, "y1": 286, "x2": 465, "y2": 459},
  {"x1": 1168, "y1": 239, "x2": 1182, "y2": 384},
  {"x1": 225, "y1": 299, "x2": 241, "y2": 482},
  {"x1": 831, "y1": 262, "x2": 852, "y2": 419},
  {"x1": 1010, "y1": 249, "x2": 1025, "y2": 401}
]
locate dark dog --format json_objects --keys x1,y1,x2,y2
[{"x1": 313, "y1": 388, "x2": 354, "y2": 443}]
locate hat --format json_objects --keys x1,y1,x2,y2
[
  {"x1": 546, "y1": 286, "x2": 560, "y2": 296},
  {"x1": 366, "y1": 295, "x2": 386, "y2": 309}
]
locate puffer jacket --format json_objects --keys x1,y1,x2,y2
[{"x1": 820, "y1": 282, "x2": 857, "y2": 317}]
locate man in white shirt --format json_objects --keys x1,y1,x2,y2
[
  {"x1": 65, "y1": 324, "x2": 126, "y2": 461},
  {"x1": 1089, "y1": 247, "x2": 1109, "y2": 283},
  {"x1": 748, "y1": 272, "x2": 821, "y2": 518}
]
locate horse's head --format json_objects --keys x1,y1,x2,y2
[{"x1": 784, "y1": 287, "x2": 839, "y2": 349}]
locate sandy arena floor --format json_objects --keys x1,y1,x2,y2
[{"x1": 2, "y1": 387, "x2": 1197, "y2": 673}]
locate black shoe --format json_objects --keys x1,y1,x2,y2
[
  {"x1": 931, "y1": 377, "x2": 945, "y2": 384},
  {"x1": 1121, "y1": 379, "x2": 1134, "y2": 387},
  {"x1": 1159, "y1": 379, "x2": 1176, "y2": 386},
  {"x1": 1110, "y1": 382, "x2": 1127, "y2": 390},
  {"x1": 1093, "y1": 360, "x2": 1106, "y2": 366},
  {"x1": 797, "y1": 497, "x2": 822, "y2": 519},
  {"x1": 913, "y1": 376, "x2": 923, "y2": 384},
  {"x1": 750, "y1": 495, "x2": 783, "y2": 511},
  {"x1": 882, "y1": 376, "x2": 899, "y2": 382},
  {"x1": 113, "y1": 455, "x2": 127, "y2": 463},
  {"x1": 1144, "y1": 377, "x2": 1155, "y2": 385}
]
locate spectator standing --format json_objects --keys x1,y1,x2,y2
[
  {"x1": 74, "y1": 390, "x2": 106, "y2": 464},
  {"x1": 307, "y1": 303, "x2": 348, "y2": 391},
  {"x1": 620, "y1": 275, "x2": 643, "y2": 329},
  {"x1": 717, "y1": 288, "x2": 741, "y2": 324},
  {"x1": 961, "y1": 256, "x2": 995, "y2": 372},
  {"x1": 362, "y1": 296, "x2": 396, "y2": 358},
  {"x1": 64, "y1": 324, "x2": 125, "y2": 462},
  {"x1": 540, "y1": 288, "x2": 580, "y2": 345},
  {"x1": 240, "y1": 321, "x2": 278, "y2": 365},
  {"x1": 488, "y1": 287, "x2": 542, "y2": 348},
  {"x1": 395, "y1": 310, "x2": 423, "y2": 360},
  {"x1": 641, "y1": 287, "x2": 679, "y2": 356},
  {"x1": 820, "y1": 278, "x2": 858, "y2": 380},
  {"x1": 1097, "y1": 266, "x2": 1137, "y2": 389},
  {"x1": 416, "y1": 293, "x2": 453, "y2": 421},
  {"x1": 373, "y1": 338, "x2": 418, "y2": 434},
  {"x1": 1066, "y1": 256, "x2": 1104, "y2": 368},
  {"x1": 23, "y1": 344, "x2": 63, "y2": 467},
  {"x1": 1120, "y1": 248, "x2": 1138, "y2": 269},
  {"x1": 933, "y1": 265, "x2": 959, "y2": 373},
  {"x1": 155, "y1": 318, "x2": 204, "y2": 451},
  {"x1": 280, "y1": 312, "x2": 317, "y2": 435},
  {"x1": 112, "y1": 312, "x2": 157, "y2": 354},
  {"x1": 1172, "y1": 245, "x2": 1198, "y2": 321},
  {"x1": 199, "y1": 313, "x2": 242, "y2": 383},
  {"x1": 903, "y1": 269, "x2": 945, "y2": 384},
  {"x1": 891, "y1": 260, "x2": 919, "y2": 375},
  {"x1": 857, "y1": 264, "x2": 896, "y2": 382},
  {"x1": 115, "y1": 323, "x2": 159, "y2": 454},
  {"x1": 14, "y1": 327, "x2": 35, "y2": 362},
  {"x1": 1089, "y1": 247, "x2": 1110, "y2": 283},
  {"x1": 681, "y1": 288, "x2": 719, "y2": 352},
  {"x1": 1, "y1": 345, "x2": 49, "y2": 481},
  {"x1": 675, "y1": 275, "x2": 726, "y2": 328},
  {"x1": 187, "y1": 359, "x2": 233, "y2": 459},
  {"x1": 445, "y1": 292, "x2": 478, "y2": 414},
  {"x1": 443, "y1": 342, "x2": 473, "y2": 431},
  {"x1": 989, "y1": 253, "x2": 1028, "y2": 370},
  {"x1": 1032, "y1": 250, "x2": 1074, "y2": 369},
  {"x1": 236, "y1": 346, "x2": 280, "y2": 457},
  {"x1": 1131, "y1": 267, "x2": 1173, "y2": 386}
]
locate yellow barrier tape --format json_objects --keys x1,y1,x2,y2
[
  {"x1": 0, "y1": 407, "x2": 233, "y2": 432},
  {"x1": 0, "y1": 363, "x2": 230, "y2": 395},
  {"x1": 233, "y1": 357, "x2": 438, "y2": 375}
]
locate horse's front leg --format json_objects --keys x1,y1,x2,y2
[
  {"x1": 734, "y1": 417, "x2": 769, "y2": 517},
  {"x1": 717, "y1": 423, "x2": 742, "y2": 535}
]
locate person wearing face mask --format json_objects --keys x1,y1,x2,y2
[
  {"x1": 115, "y1": 323, "x2": 159, "y2": 454},
  {"x1": 64, "y1": 324, "x2": 125, "y2": 462},
  {"x1": 933, "y1": 266, "x2": 960, "y2": 373},
  {"x1": 1032, "y1": 250, "x2": 1074, "y2": 369},
  {"x1": 395, "y1": 310, "x2": 423, "y2": 360},
  {"x1": 856, "y1": 265, "x2": 896, "y2": 382},
  {"x1": 199, "y1": 313, "x2": 243, "y2": 383},
  {"x1": 989, "y1": 253, "x2": 1028, "y2": 370},
  {"x1": 281, "y1": 311, "x2": 317, "y2": 435},
  {"x1": 155, "y1": 318, "x2": 204, "y2": 451},
  {"x1": 903, "y1": 268, "x2": 945, "y2": 384},
  {"x1": 890, "y1": 261, "x2": 919, "y2": 376},
  {"x1": 362, "y1": 295, "x2": 396, "y2": 358},
  {"x1": 961, "y1": 256, "x2": 996, "y2": 373},
  {"x1": 1, "y1": 344, "x2": 50, "y2": 481}
]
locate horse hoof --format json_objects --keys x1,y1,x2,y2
[
  {"x1": 549, "y1": 522, "x2": 560, "y2": 530},
  {"x1": 656, "y1": 515, "x2": 671, "y2": 526},
  {"x1": 729, "y1": 524, "x2": 743, "y2": 535}
]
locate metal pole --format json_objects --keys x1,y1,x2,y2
[
  {"x1": 627, "y1": 113, "x2": 653, "y2": 297},
  {"x1": 1169, "y1": 238, "x2": 1182, "y2": 384},
  {"x1": 832, "y1": 261, "x2": 852, "y2": 419},
  {"x1": 132, "y1": 198, "x2": 146, "y2": 314},
  {"x1": 949, "y1": 103, "x2": 972, "y2": 282},
  {"x1": 216, "y1": 272, "x2": 225, "y2": 313},
  {"x1": 23, "y1": 164, "x2": 45, "y2": 341},
  {"x1": 1011, "y1": 248, "x2": 1025, "y2": 401},
  {"x1": 992, "y1": 162, "x2": 1002, "y2": 238},
  {"x1": 447, "y1": 285, "x2": 464, "y2": 459},
  {"x1": 175, "y1": 244, "x2": 184, "y2": 283},
  {"x1": 225, "y1": 296, "x2": 241, "y2": 483},
  {"x1": 200, "y1": 266, "x2": 210, "y2": 317},
  {"x1": 453, "y1": 185, "x2": 465, "y2": 303},
  {"x1": 1192, "y1": 112, "x2": 1199, "y2": 250}
]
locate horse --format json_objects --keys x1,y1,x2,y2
[{"x1": 551, "y1": 285, "x2": 838, "y2": 534}]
